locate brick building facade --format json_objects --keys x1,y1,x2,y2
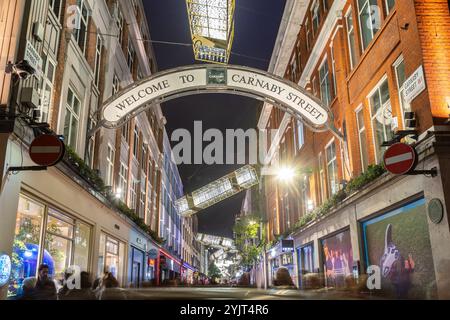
[{"x1": 257, "y1": 0, "x2": 450, "y2": 299}]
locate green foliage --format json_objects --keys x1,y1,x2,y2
[
  {"x1": 64, "y1": 147, "x2": 164, "y2": 245},
  {"x1": 233, "y1": 214, "x2": 265, "y2": 269},
  {"x1": 208, "y1": 262, "x2": 222, "y2": 279},
  {"x1": 65, "y1": 146, "x2": 107, "y2": 193},
  {"x1": 116, "y1": 201, "x2": 164, "y2": 245},
  {"x1": 287, "y1": 164, "x2": 387, "y2": 236}
]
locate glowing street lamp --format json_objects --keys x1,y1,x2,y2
[
  {"x1": 276, "y1": 167, "x2": 296, "y2": 182},
  {"x1": 186, "y1": 0, "x2": 235, "y2": 64}
]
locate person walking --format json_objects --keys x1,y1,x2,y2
[{"x1": 34, "y1": 264, "x2": 57, "y2": 300}]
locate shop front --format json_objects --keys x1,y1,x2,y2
[
  {"x1": 361, "y1": 197, "x2": 438, "y2": 299},
  {"x1": 97, "y1": 232, "x2": 126, "y2": 287},
  {"x1": 320, "y1": 229, "x2": 353, "y2": 289},
  {"x1": 182, "y1": 262, "x2": 196, "y2": 285},
  {"x1": 267, "y1": 242, "x2": 296, "y2": 287},
  {"x1": 158, "y1": 250, "x2": 181, "y2": 284},
  {"x1": 8, "y1": 194, "x2": 92, "y2": 298},
  {"x1": 297, "y1": 242, "x2": 316, "y2": 289}
]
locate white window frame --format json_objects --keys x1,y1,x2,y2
[
  {"x1": 94, "y1": 34, "x2": 102, "y2": 88},
  {"x1": 133, "y1": 125, "x2": 140, "y2": 158},
  {"x1": 106, "y1": 144, "x2": 115, "y2": 187},
  {"x1": 115, "y1": 4, "x2": 124, "y2": 45},
  {"x1": 293, "y1": 120, "x2": 305, "y2": 154},
  {"x1": 357, "y1": 0, "x2": 379, "y2": 51},
  {"x1": 39, "y1": 52, "x2": 56, "y2": 123},
  {"x1": 127, "y1": 38, "x2": 135, "y2": 72},
  {"x1": 355, "y1": 105, "x2": 369, "y2": 172},
  {"x1": 311, "y1": 0, "x2": 320, "y2": 35},
  {"x1": 118, "y1": 162, "x2": 128, "y2": 202},
  {"x1": 330, "y1": 42, "x2": 337, "y2": 97},
  {"x1": 319, "y1": 56, "x2": 331, "y2": 106},
  {"x1": 306, "y1": 20, "x2": 311, "y2": 52},
  {"x1": 112, "y1": 74, "x2": 120, "y2": 96},
  {"x1": 385, "y1": 0, "x2": 396, "y2": 15},
  {"x1": 74, "y1": 0, "x2": 89, "y2": 54},
  {"x1": 345, "y1": 7, "x2": 357, "y2": 70},
  {"x1": 318, "y1": 152, "x2": 326, "y2": 202},
  {"x1": 325, "y1": 139, "x2": 339, "y2": 196},
  {"x1": 64, "y1": 87, "x2": 81, "y2": 150},
  {"x1": 393, "y1": 55, "x2": 411, "y2": 128},
  {"x1": 367, "y1": 74, "x2": 392, "y2": 163}
]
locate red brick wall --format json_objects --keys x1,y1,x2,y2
[{"x1": 414, "y1": 0, "x2": 450, "y2": 123}]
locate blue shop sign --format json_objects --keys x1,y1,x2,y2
[{"x1": 0, "y1": 253, "x2": 12, "y2": 287}]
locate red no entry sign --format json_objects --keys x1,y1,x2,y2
[
  {"x1": 383, "y1": 143, "x2": 417, "y2": 175},
  {"x1": 29, "y1": 135, "x2": 65, "y2": 167}
]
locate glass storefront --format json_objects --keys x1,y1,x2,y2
[
  {"x1": 362, "y1": 198, "x2": 437, "y2": 299},
  {"x1": 297, "y1": 243, "x2": 315, "y2": 289},
  {"x1": 98, "y1": 233, "x2": 125, "y2": 286},
  {"x1": 321, "y1": 229, "x2": 353, "y2": 289},
  {"x1": 8, "y1": 194, "x2": 92, "y2": 297}
]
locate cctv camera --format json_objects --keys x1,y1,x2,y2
[{"x1": 13, "y1": 60, "x2": 37, "y2": 80}]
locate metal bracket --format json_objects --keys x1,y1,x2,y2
[
  {"x1": 407, "y1": 167, "x2": 438, "y2": 177},
  {"x1": 8, "y1": 166, "x2": 48, "y2": 172}
]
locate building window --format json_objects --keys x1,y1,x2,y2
[
  {"x1": 319, "y1": 59, "x2": 332, "y2": 106},
  {"x1": 356, "y1": 107, "x2": 369, "y2": 172},
  {"x1": 139, "y1": 189, "x2": 146, "y2": 219},
  {"x1": 74, "y1": 0, "x2": 89, "y2": 53},
  {"x1": 8, "y1": 195, "x2": 91, "y2": 298},
  {"x1": 64, "y1": 88, "x2": 81, "y2": 149},
  {"x1": 94, "y1": 35, "x2": 102, "y2": 88},
  {"x1": 127, "y1": 39, "x2": 135, "y2": 72},
  {"x1": 122, "y1": 121, "x2": 130, "y2": 143},
  {"x1": 118, "y1": 163, "x2": 128, "y2": 202},
  {"x1": 106, "y1": 144, "x2": 115, "y2": 186},
  {"x1": 369, "y1": 78, "x2": 394, "y2": 162},
  {"x1": 318, "y1": 152, "x2": 326, "y2": 202},
  {"x1": 130, "y1": 178, "x2": 138, "y2": 210},
  {"x1": 357, "y1": 0, "x2": 380, "y2": 51},
  {"x1": 306, "y1": 20, "x2": 312, "y2": 52},
  {"x1": 330, "y1": 45, "x2": 337, "y2": 98},
  {"x1": 393, "y1": 57, "x2": 411, "y2": 127},
  {"x1": 115, "y1": 4, "x2": 124, "y2": 45},
  {"x1": 311, "y1": 1, "x2": 321, "y2": 35},
  {"x1": 49, "y1": 0, "x2": 62, "y2": 18},
  {"x1": 39, "y1": 53, "x2": 56, "y2": 123},
  {"x1": 98, "y1": 233, "x2": 125, "y2": 286},
  {"x1": 385, "y1": 0, "x2": 395, "y2": 15},
  {"x1": 345, "y1": 8, "x2": 357, "y2": 70},
  {"x1": 112, "y1": 74, "x2": 120, "y2": 95},
  {"x1": 326, "y1": 141, "x2": 339, "y2": 196},
  {"x1": 294, "y1": 120, "x2": 305, "y2": 153},
  {"x1": 133, "y1": 125, "x2": 140, "y2": 158}
]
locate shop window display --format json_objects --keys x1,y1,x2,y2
[
  {"x1": 321, "y1": 229, "x2": 353, "y2": 288},
  {"x1": 8, "y1": 195, "x2": 92, "y2": 298},
  {"x1": 362, "y1": 198, "x2": 437, "y2": 299}
]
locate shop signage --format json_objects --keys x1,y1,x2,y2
[
  {"x1": 383, "y1": 143, "x2": 417, "y2": 175},
  {"x1": 24, "y1": 41, "x2": 42, "y2": 73},
  {"x1": 29, "y1": 134, "x2": 65, "y2": 167},
  {"x1": 403, "y1": 65, "x2": 426, "y2": 104},
  {"x1": 281, "y1": 240, "x2": 294, "y2": 253},
  {"x1": 428, "y1": 198, "x2": 444, "y2": 224},
  {"x1": 148, "y1": 249, "x2": 158, "y2": 259},
  {"x1": 101, "y1": 65, "x2": 330, "y2": 130},
  {"x1": 0, "y1": 253, "x2": 12, "y2": 287}
]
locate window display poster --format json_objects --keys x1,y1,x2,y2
[
  {"x1": 362, "y1": 198, "x2": 437, "y2": 299},
  {"x1": 321, "y1": 229, "x2": 353, "y2": 288}
]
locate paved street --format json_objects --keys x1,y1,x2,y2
[{"x1": 103, "y1": 287, "x2": 381, "y2": 300}]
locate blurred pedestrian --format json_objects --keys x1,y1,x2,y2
[{"x1": 34, "y1": 264, "x2": 57, "y2": 300}]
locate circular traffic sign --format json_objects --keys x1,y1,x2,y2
[
  {"x1": 383, "y1": 143, "x2": 417, "y2": 175},
  {"x1": 29, "y1": 134, "x2": 65, "y2": 167}
]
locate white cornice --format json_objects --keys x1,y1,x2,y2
[{"x1": 299, "y1": 0, "x2": 346, "y2": 87}]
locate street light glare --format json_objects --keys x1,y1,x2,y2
[{"x1": 277, "y1": 167, "x2": 296, "y2": 182}]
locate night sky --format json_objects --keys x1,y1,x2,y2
[{"x1": 144, "y1": 0, "x2": 286, "y2": 238}]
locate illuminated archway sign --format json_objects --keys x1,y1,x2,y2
[{"x1": 98, "y1": 65, "x2": 341, "y2": 138}]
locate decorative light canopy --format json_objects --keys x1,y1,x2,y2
[
  {"x1": 175, "y1": 165, "x2": 259, "y2": 217},
  {"x1": 186, "y1": 0, "x2": 235, "y2": 64}
]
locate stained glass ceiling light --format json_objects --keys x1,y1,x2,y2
[{"x1": 186, "y1": 0, "x2": 235, "y2": 64}]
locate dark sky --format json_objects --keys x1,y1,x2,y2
[{"x1": 144, "y1": 0, "x2": 286, "y2": 238}]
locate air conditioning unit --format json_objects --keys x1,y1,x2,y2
[{"x1": 21, "y1": 87, "x2": 40, "y2": 109}]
